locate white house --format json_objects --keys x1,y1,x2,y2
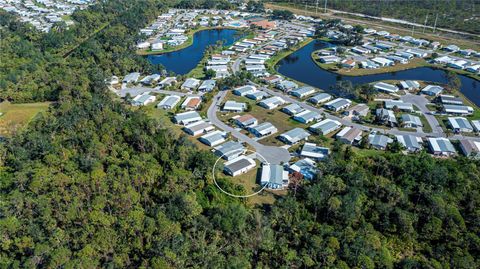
[
  {"x1": 157, "y1": 95, "x2": 181, "y2": 109},
  {"x1": 259, "y1": 96, "x2": 287, "y2": 110},
  {"x1": 223, "y1": 100, "x2": 247, "y2": 112},
  {"x1": 131, "y1": 93, "x2": 156, "y2": 106},
  {"x1": 224, "y1": 156, "x2": 256, "y2": 177}
]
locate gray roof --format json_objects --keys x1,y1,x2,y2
[
  {"x1": 448, "y1": 117, "x2": 473, "y2": 130},
  {"x1": 251, "y1": 122, "x2": 276, "y2": 133},
  {"x1": 246, "y1": 91, "x2": 269, "y2": 100},
  {"x1": 174, "y1": 111, "x2": 201, "y2": 123},
  {"x1": 123, "y1": 72, "x2": 140, "y2": 83},
  {"x1": 182, "y1": 78, "x2": 201, "y2": 89},
  {"x1": 200, "y1": 131, "x2": 226, "y2": 145},
  {"x1": 428, "y1": 138, "x2": 455, "y2": 153},
  {"x1": 310, "y1": 119, "x2": 341, "y2": 134},
  {"x1": 280, "y1": 128, "x2": 311, "y2": 143},
  {"x1": 283, "y1": 103, "x2": 304, "y2": 114},
  {"x1": 267, "y1": 164, "x2": 286, "y2": 185},
  {"x1": 293, "y1": 110, "x2": 321, "y2": 122},
  {"x1": 233, "y1": 85, "x2": 256, "y2": 95},
  {"x1": 396, "y1": 135, "x2": 421, "y2": 150},
  {"x1": 384, "y1": 100, "x2": 413, "y2": 111},
  {"x1": 369, "y1": 134, "x2": 393, "y2": 148},
  {"x1": 401, "y1": 114, "x2": 422, "y2": 126},
  {"x1": 215, "y1": 141, "x2": 245, "y2": 159},
  {"x1": 422, "y1": 85, "x2": 443, "y2": 95},
  {"x1": 309, "y1": 93, "x2": 331, "y2": 103},
  {"x1": 301, "y1": 143, "x2": 329, "y2": 159},
  {"x1": 440, "y1": 95, "x2": 463, "y2": 105},
  {"x1": 158, "y1": 95, "x2": 181, "y2": 108},
  {"x1": 199, "y1": 79, "x2": 216, "y2": 90},
  {"x1": 325, "y1": 98, "x2": 351, "y2": 110},
  {"x1": 224, "y1": 157, "x2": 255, "y2": 174},
  {"x1": 291, "y1": 86, "x2": 315, "y2": 96}
]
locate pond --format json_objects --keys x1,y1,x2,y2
[
  {"x1": 147, "y1": 29, "x2": 241, "y2": 75},
  {"x1": 276, "y1": 40, "x2": 480, "y2": 106}
]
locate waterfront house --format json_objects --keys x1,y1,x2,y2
[
  {"x1": 324, "y1": 98, "x2": 352, "y2": 112},
  {"x1": 308, "y1": 93, "x2": 332, "y2": 105},
  {"x1": 290, "y1": 86, "x2": 316, "y2": 98},
  {"x1": 374, "y1": 82, "x2": 399, "y2": 94},
  {"x1": 421, "y1": 85, "x2": 444, "y2": 96}
]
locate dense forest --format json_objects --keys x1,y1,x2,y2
[
  {"x1": 270, "y1": 0, "x2": 480, "y2": 35},
  {"x1": 1, "y1": 0, "x2": 480, "y2": 267}
]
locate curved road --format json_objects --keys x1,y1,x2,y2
[{"x1": 207, "y1": 91, "x2": 291, "y2": 165}]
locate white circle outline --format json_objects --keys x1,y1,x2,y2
[{"x1": 212, "y1": 148, "x2": 270, "y2": 198}]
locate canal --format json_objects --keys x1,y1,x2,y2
[
  {"x1": 276, "y1": 40, "x2": 480, "y2": 106},
  {"x1": 147, "y1": 29, "x2": 241, "y2": 75}
]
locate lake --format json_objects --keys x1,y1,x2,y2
[
  {"x1": 276, "y1": 40, "x2": 480, "y2": 106},
  {"x1": 147, "y1": 29, "x2": 240, "y2": 75}
]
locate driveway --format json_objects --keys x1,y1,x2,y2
[
  {"x1": 400, "y1": 93, "x2": 444, "y2": 135},
  {"x1": 207, "y1": 91, "x2": 291, "y2": 164}
]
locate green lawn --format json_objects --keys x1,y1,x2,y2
[{"x1": 0, "y1": 102, "x2": 51, "y2": 137}]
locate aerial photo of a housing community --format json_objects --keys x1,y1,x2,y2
[{"x1": 2, "y1": 0, "x2": 480, "y2": 202}]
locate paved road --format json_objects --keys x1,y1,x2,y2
[
  {"x1": 252, "y1": 81, "x2": 480, "y2": 141},
  {"x1": 116, "y1": 86, "x2": 200, "y2": 98},
  {"x1": 400, "y1": 93, "x2": 444, "y2": 135},
  {"x1": 207, "y1": 91, "x2": 291, "y2": 165}
]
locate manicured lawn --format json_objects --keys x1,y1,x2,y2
[
  {"x1": 0, "y1": 102, "x2": 51, "y2": 137},
  {"x1": 418, "y1": 114, "x2": 433, "y2": 133},
  {"x1": 219, "y1": 92, "x2": 310, "y2": 146}
]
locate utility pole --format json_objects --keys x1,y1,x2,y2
[
  {"x1": 423, "y1": 14, "x2": 428, "y2": 33},
  {"x1": 324, "y1": 0, "x2": 328, "y2": 13},
  {"x1": 433, "y1": 13, "x2": 438, "y2": 33}
]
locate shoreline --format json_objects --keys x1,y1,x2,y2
[
  {"x1": 309, "y1": 51, "x2": 480, "y2": 81},
  {"x1": 136, "y1": 26, "x2": 243, "y2": 56}
]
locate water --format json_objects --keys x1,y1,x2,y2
[
  {"x1": 277, "y1": 40, "x2": 480, "y2": 106},
  {"x1": 147, "y1": 29, "x2": 241, "y2": 75}
]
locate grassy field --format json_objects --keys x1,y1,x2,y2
[
  {"x1": 219, "y1": 92, "x2": 307, "y2": 146},
  {"x1": 0, "y1": 102, "x2": 51, "y2": 137}
]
